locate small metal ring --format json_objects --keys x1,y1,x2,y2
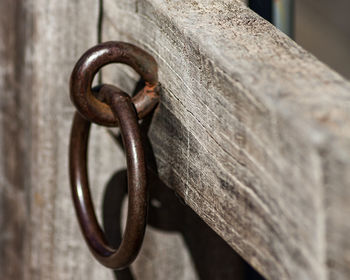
[
  {"x1": 70, "y1": 41, "x2": 159, "y2": 127},
  {"x1": 69, "y1": 85, "x2": 148, "y2": 269}
]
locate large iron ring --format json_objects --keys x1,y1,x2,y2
[{"x1": 69, "y1": 85, "x2": 148, "y2": 269}]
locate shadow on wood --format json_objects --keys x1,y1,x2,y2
[
  {"x1": 101, "y1": 80, "x2": 264, "y2": 280},
  {"x1": 102, "y1": 169, "x2": 264, "y2": 280}
]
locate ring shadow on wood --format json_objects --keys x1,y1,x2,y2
[{"x1": 101, "y1": 80, "x2": 264, "y2": 280}]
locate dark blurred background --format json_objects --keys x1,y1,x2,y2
[{"x1": 248, "y1": 0, "x2": 350, "y2": 78}]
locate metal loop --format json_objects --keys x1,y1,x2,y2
[
  {"x1": 70, "y1": 41, "x2": 159, "y2": 127},
  {"x1": 69, "y1": 85, "x2": 148, "y2": 269}
]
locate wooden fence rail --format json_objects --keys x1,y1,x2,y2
[
  {"x1": 102, "y1": 1, "x2": 350, "y2": 279},
  {"x1": 1, "y1": 0, "x2": 349, "y2": 279}
]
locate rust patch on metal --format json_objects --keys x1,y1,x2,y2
[{"x1": 70, "y1": 41, "x2": 160, "y2": 127}]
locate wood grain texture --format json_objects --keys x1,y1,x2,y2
[
  {"x1": 1, "y1": 1, "x2": 251, "y2": 280},
  {"x1": 101, "y1": 0, "x2": 350, "y2": 279},
  {"x1": 0, "y1": 1, "x2": 113, "y2": 279},
  {"x1": 0, "y1": 1, "x2": 31, "y2": 279}
]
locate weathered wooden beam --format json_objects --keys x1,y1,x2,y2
[
  {"x1": 0, "y1": 1, "x2": 114, "y2": 279},
  {"x1": 101, "y1": 0, "x2": 350, "y2": 279},
  {"x1": 0, "y1": 2, "x2": 31, "y2": 279}
]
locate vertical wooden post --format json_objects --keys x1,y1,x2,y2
[
  {"x1": 273, "y1": 0, "x2": 294, "y2": 37},
  {"x1": 0, "y1": 1, "x2": 114, "y2": 279}
]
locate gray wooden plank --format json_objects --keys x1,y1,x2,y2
[
  {"x1": 101, "y1": 0, "x2": 350, "y2": 279},
  {"x1": 0, "y1": 1, "x2": 114, "y2": 279},
  {"x1": 322, "y1": 139, "x2": 350, "y2": 280},
  {"x1": 0, "y1": 2, "x2": 30, "y2": 279}
]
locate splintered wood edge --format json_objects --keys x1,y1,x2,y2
[{"x1": 102, "y1": 0, "x2": 350, "y2": 279}]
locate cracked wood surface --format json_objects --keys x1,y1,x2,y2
[{"x1": 101, "y1": 0, "x2": 350, "y2": 279}]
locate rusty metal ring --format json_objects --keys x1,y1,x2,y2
[
  {"x1": 69, "y1": 85, "x2": 148, "y2": 269},
  {"x1": 70, "y1": 41, "x2": 159, "y2": 127}
]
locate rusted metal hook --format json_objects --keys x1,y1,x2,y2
[
  {"x1": 70, "y1": 41, "x2": 160, "y2": 127},
  {"x1": 69, "y1": 85, "x2": 148, "y2": 269},
  {"x1": 69, "y1": 42, "x2": 160, "y2": 269}
]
